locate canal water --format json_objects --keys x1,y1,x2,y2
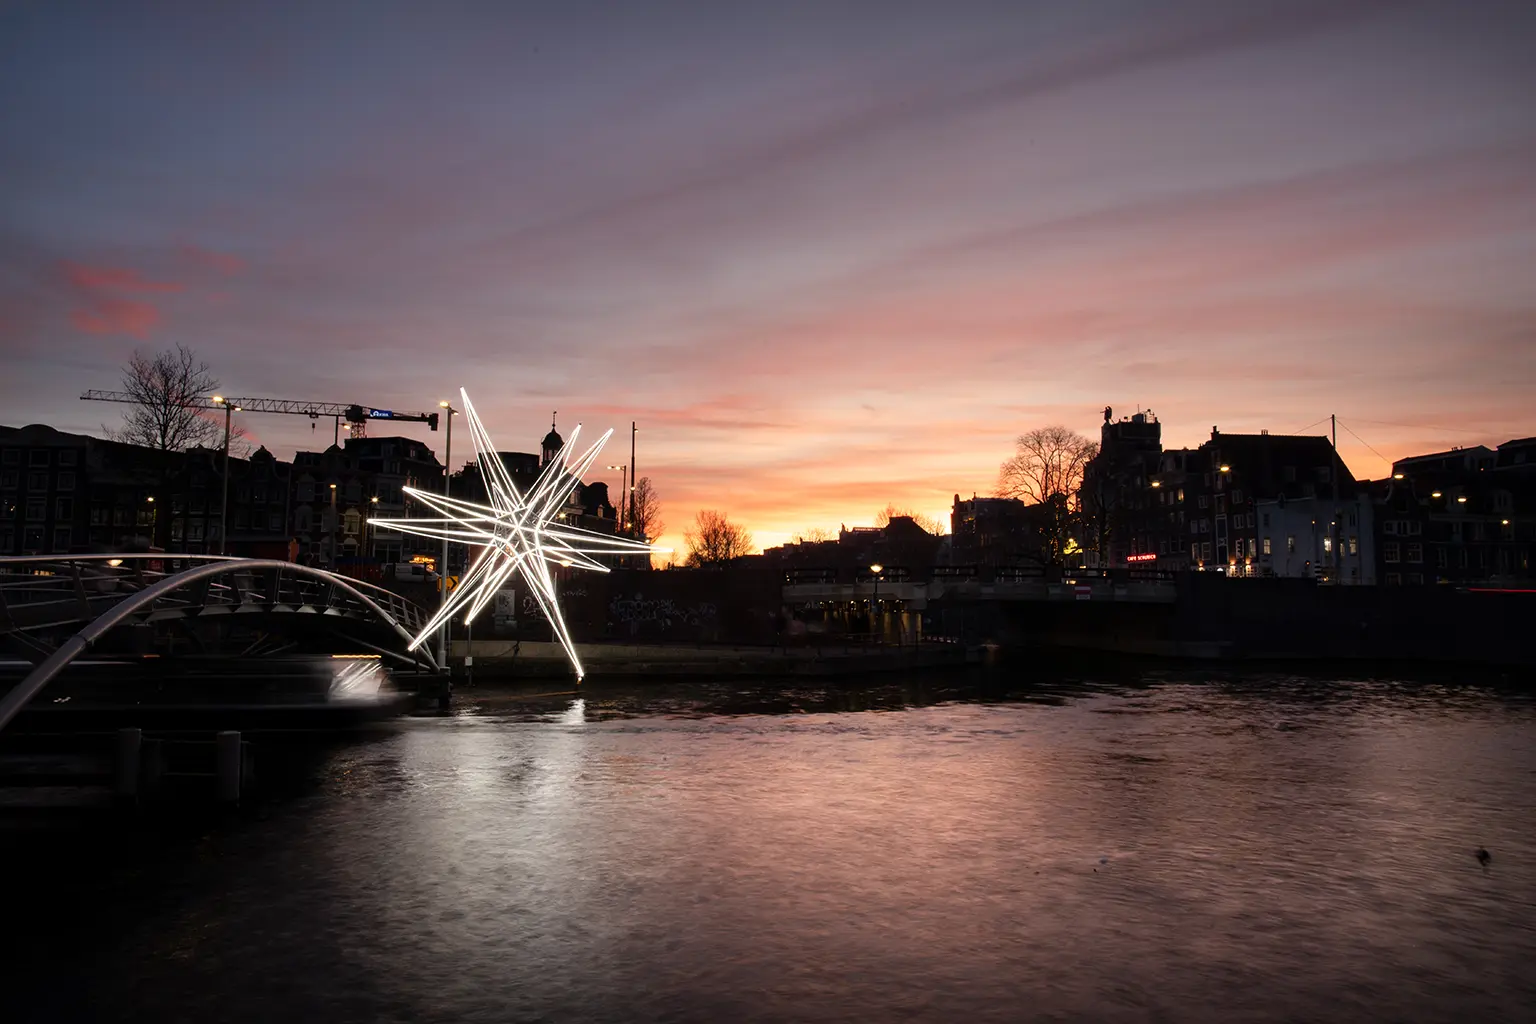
[{"x1": 8, "y1": 668, "x2": 1536, "y2": 1022}]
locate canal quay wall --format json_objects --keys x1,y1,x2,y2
[
  {"x1": 399, "y1": 565, "x2": 1534, "y2": 673},
  {"x1": 449, "y1": 640, "x2": 973, "y2": 679},
  {"x1": 974, "y1": 575, "x2": 1536, "y2": 668}
]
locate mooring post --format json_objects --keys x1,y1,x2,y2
[
  {"x1": 216, "y1": 730, "x2": 242, "y2": 803},
  {"x1": 114, "y1": 727, "x2": 142, "y2": 800}
]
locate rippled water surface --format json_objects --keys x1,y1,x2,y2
[{"x1": 10, "y1": 671, "x2": 1536, "y2": 1022}]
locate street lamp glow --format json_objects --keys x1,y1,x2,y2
[
  {"x1": 1219, "y1": 464, "x2": 1231, "y2": 473},
  {"x1": 211, "y1": 395, "x2": 224, "y2": 404},
  {"x1": 1150, "y1": 480, "x2": 1162, "y2": 488},
  {"x1": 1431, "y1": 491, "x2": 1442, "y2": 498},
  {"x1": 1392, "y1": 473, "x2": 1404, "y2": 480},
  {"x1": 1457, "y1": 495, "x2": 1467, "y2": 503},
  {"x1": 439, "y1": 400, "x2": 451, "y2": 408},
  {"x1": 869, "y1": 563, "x2": 883, "y2": 574},
  {"x1": 371, "y1": 388, "x2": 668, "y2": 681}
]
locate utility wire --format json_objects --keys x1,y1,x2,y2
[
  {"x1": 1337, "y1": 420, "x2": 1391, "y2": 467},
  {"x1": 1287, "y1": 417, "x2": 1330, "y2": 436}
]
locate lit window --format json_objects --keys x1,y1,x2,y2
[
  {"x1": 1286, "y1": 536, "x2": 1296, "y2": 554},
  {"x1": 1348, "y1": 536, "x2": 1358, "y2": 556},
  {"x1": 1262, "y1": 537, "x2": 1272, "y2": 556},
  {"x1": 1323, "y1": 537, "x2": 1332, "y2": 553}
]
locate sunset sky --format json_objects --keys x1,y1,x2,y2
[{"x1": 2, "y1": 0, "x2": 1533, "y2": 556}]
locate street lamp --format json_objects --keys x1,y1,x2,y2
[
  {"x1": 211, "y1": 396, "x2": 240, "y2": 555},
  {"x1": 328, "y1": 483, "x2": 337, "y2": 567},
  {"x1": 436, "y1": 399, "x2": 457, "y2": 672},
  {"x1": 607, "y1": 465, "x2": 627, "y2": 530},
  {"x1": 367, "y1": 495, "x2": 379, "y2": 562},
  {"x1": 869, "y1": 562, "x2": 883, "y2": 643}
]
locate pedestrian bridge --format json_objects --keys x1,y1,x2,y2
[{"x1": 0, "y1": 554, "x2": 438, "y2": 732}]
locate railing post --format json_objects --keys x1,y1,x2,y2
[
  {"x1": 115, "y1": 727, "x2": 142, "y2": 801},
  {"x1": 216, "y1": 730, "x2": 242, "y2": 803}
]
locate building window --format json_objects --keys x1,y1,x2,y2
[
  {"x1": 0, "y1": 449, "x2": 18, "y2": 466},
  {"x1": 52, "y1": 526, "x2": 71, "y2": 550},
  {"x1": 25, "y1": 498, "x2": 46, "y2": 521},
  {"x1": 1458, "y1": 549, "x2": 1468, "y2": 569},
  {"x1": 188, "y1": 523, "x2": 205, "y2": 542},
  {"x1": 1436, "y1": 548, "x2": 1447, "y2": 568},
  {"x1": 27, "y1": 472, "x2": 47, "y2": 491},
  {"x1": 58, "y1": 450, "x2": 78, "y2": 467},
  {"x1": 1261, "y1": 513, "x2": 1270, "y2": 528},
  {"x1": 1262, "y1": 537, "x2": 1272, "y2": 556},
  {"x1": 1386, "y1": 572, "x2": 1402, "y2": 585},
  {"x1": 28, "y1": 450, "x2": 49, "y2": 467},
  {"x1": 23, "y1": 525, "x2": 43, "y2": 551},
  {"x1": 1406, "y1": 543, "x2": 1422, "y2": 563},
  {"x1": 1286, "y1": 536, "x2": 1296, "y2": 554},
  {"x1": 55, "y1": 497, "x2": 73, "y2": 520},
  {"x1": 297, "y1": 480, "x2": 315, "y2": 502},
  {"x1": 1283, "y1": 466, "x2": 1297, "y2": 483},
  {"x1": 1191, "y1": 543, "x2": 1200, "y2": 561},
  {"x1": 269, "y1": 512, "x2": 282, "y2": 531},
  {"x1": 0, "y1": 529, "x2": 10, "y2": 551},
  {"x1": 1384, "y1": 542, "x2": 1400, "y2": 563},
  {"x1": 1323, "y1": 536, "x2": 1333, "y2": 554},
  {"x1": 1233, "y1": 489, "x2": 1243, "y2": 504},
  {"x1": 57, "y1": 471, "x2": 76, "y2": 491},
  {"x1": 1198, "y1": 495, "x2": 1209, "y2": 509},
  {"x1": 1201, "y1": 542, "x2": 1212, "y2": 560},
  {"x1": 171, "y1": 519, "x2": 185, "y2": 541},
  {"x1": 252, "y1": 484, "x2": 267, "y2": 504},
  {"x1": 1348, "y1": 536, "x2": 1358, "y2": 556},
  {"x1": 90, "y1": 506, "x2": 109, "y2": 525},
  {"x1": 1176, "y1": 488, "x2": 1185, "y2": 504},
  {"x1": 1407, "y1": 573, "x2": 1424, "y2": 585},
  {"x1": 0, "y1": 470, "x2": 15, "y2": 489}
]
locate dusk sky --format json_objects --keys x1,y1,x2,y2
[{"x1": 2, "y1": 0, "x2": 1533, "y2": 555}]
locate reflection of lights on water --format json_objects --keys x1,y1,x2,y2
[
  {"x1": 328, "y1": 657, "x2": 387, "y2": 701},
  {"x1": 558, "y1": 698, "x2": 585, "y2": 725}
]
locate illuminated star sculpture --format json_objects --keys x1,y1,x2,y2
[{"x1": 371, "y1": 388, "x2": 666, "y2": 680}]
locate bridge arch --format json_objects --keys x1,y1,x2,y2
[{"x1": 0, "y1": 557, "x2": 437, "y2": 733}]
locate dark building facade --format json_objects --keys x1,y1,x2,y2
[
  {"x1": 290, "y1": 435, "x2": 443, "y2": 568},
  {"x1": 1374, "y1": 438, "x2": 1536, "y2": 586},
  {"x1": 1080, "y1": 408, "x2": 1165, "y2": 568}
]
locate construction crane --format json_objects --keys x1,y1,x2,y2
[{"x1": 81, "y1": 390, "x2": 440, "y2": 445}]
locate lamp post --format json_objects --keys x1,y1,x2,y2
[
  {"x1": 328, "y1": 483, "x2": 337, "y2": 567},
  {"x1": 367, "y1": 495, "x2": 378, "y2": 563},
  {"x1": 869, "y1": 562, "x2": 883, "y2": 643},
  {"x1": 211, "y1": 396, "x2": 240, "y2": 555},
  {"x1": 437, "y1": 399, "x2": 456, "y2": 672},
  {"x1": 606, "y1": 465, "x2": 627, "y2": 530}
]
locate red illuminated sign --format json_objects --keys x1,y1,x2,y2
[{"x1": 1126, "y1": 553, "x2": 1158, "y2": 562}]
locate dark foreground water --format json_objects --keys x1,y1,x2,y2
[{"x1": 7, "y1": 669, "x2": 1536, "y2": 1022}]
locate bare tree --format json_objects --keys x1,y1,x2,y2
[
  {"x1": 998, "y1": 426, "x2": 1098, "y2": 507},
  {"x1": 107, "y1": 344, "x2": 233, "y2": 451},
  {"x1": 684, "y1": 509, "x2": 753, "y2": 565},
  {"x1": 874, "y1": 503, "x2": 945, "y2": 535},
  {"x1": 627, "y1": 476, "x2": 664, "y2": 542},
  {"x1": 791, "y1": 526, "x2": 835, "y2": 544}
]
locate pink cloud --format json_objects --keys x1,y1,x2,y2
[
  {"x1": 70, "y1": 298, "x2": 163, "y2": 338},
  {"x1": 60, "y1": 260, "x2": 185, "y2": 339},
  {"x1": 62, "y1": 262, "x2": 184, "y2": 293}
]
